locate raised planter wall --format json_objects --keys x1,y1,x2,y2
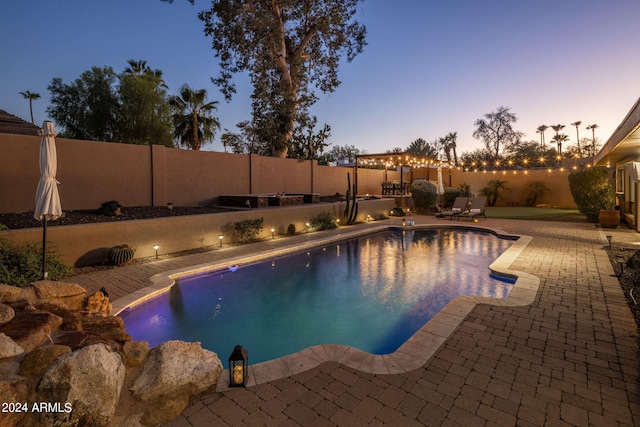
[{"x1": 1, "y1": 199, "x2": 396, "y2": 267}]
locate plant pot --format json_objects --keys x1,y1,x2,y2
[{"x1": 599, "y1": 209, "x2": 620, "y2": 228}]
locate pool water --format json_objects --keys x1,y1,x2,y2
[{"x1": 120, "y1": 229, "x2": 515, "y2": 364}]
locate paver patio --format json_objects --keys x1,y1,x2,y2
[{"x1": 71, "y1": 216, "x2": 640, "y2": 426}]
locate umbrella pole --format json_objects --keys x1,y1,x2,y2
[{"x1": 41, "y1": 218, "x2": 47, "y2": 280}]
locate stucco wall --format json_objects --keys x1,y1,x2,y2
[
  {"x1": 0, "y1": 133, "x2": 576, "y2": 213},
  {"x1": 2, "y1": 199, "x2": 395, "y2": 266}
]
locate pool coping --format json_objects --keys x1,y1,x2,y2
[{"x1": 112, "y1": 224, "x2": 538, "y2": 392}]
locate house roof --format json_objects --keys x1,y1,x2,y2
[
  {"x1": 594, "y1": 97, "x2": 640, "y2": 166},
  {"x1": 0, "y1": 109, "x2": 40, "y2": 136}
]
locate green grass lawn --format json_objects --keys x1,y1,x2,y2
[{"x1": 485, "y1": 206, "x2": 582, "y2": 219}]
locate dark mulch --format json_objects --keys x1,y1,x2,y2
[
  {"x1": 0, "y1": 206, "x2": 233, "y2": 230},
  {"x1": 604, "y1": 247, "x2": 640, "y2": 333}
]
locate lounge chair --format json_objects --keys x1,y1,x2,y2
[
  {"x1": 458, "y1": 196, "x2": 487, "y2": 221},
  {"x1": 435, "y1": 197, "x2": 468, "y2": 220}
]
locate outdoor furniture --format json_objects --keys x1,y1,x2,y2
[
  {"x1": 435, "y1": 197, "x2": 468, "y2": 220},
  {"x1": 381, "y1": 181, "x2": 394, "y2": 195},
  {"x1": 458, "y1": 196, "x2": 487, "y2": 221}
]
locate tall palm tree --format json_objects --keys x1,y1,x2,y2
[
  {"x1": 586, "y1": 124, "x2": 599, "y2": 157},
  {"x1": 446, "y1": 131, "x2": 458, "y2": 165},
  {"x1": 536, "y1": 125, "x2": 548, "y2": 147},
  {"x1": 19, "y1": 90, "x2": 41, "y2": 124},
  {"x1": 438, "y1": 136, "x2": 451, "y2": 163},
  {"x1": 570, "y1": 121, "x2": 582, "y2": 156},
  {"x1": 169, "y1": 84, "x2": 220, "y2": 150},
  {"x1": 550, "y1": 124, "x2": 565, "y2": 139}
]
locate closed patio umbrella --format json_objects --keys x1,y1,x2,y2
[
  {"x1": 436, "y1": 166, "x2": 445, "y2": 207},
  {"x1": 34, "y1": 121, "x2": 62, "y2": 280}
]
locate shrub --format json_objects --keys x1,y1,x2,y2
[
  {"x1": 390, "y1": 207, "x2": 405, "y2": 217},
  {"x1": 107, "y1": 244, "x2": 135, "y2": 266},
  {"x1": 458, "y1": 183, "x2": 473, "y2": 198},
  {"x1": 287, "y1": 224, "x2": 296, "y2": 236},
  {"x1": 523, "y1": 180, "x2": 549, "y2": 207},
  {"x1": 0, "y1": 237, "x2": 73, "y2": 287},
  {"x1": 97, "y1": 200, "x2": 123, "y2": 216},
  {"x1": 309, "y1": 211, "x2": 338, "y2": 231},
  {"x1": 411, "y1": 180, "x2": 438, "y2": 211},
  {"x1": 442, "y1": 187, "x2": 463, "y2": 208},
  {"x1": 480, "y1": 180, "x2": 508, "y2": 207},
  {"x1": 223, "y1": 218, "x2": 264, "y2": 243},
  {"x1": 568, "y1": 167, "x2": 615, "y2": 222}
]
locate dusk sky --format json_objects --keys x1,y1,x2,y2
[{"x1": 2, "y1": 0, "x2": 639, "y2": 155}]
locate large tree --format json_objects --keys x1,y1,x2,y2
[
  {"x1": 406, "y1": 138, "x2": 438, "y2": 158},
  {"x1": 48, "y1": 66, "x2": 121, "y2": 141},
  {"x1": 119, "y1": 60, "x2": 174, "y2": 146},
  {"x1": 196, "y1": 0, "x2": 367, "y2": 157},
  {"x1": 473, "y1": 106, "x2": 523, "y2": 161},
  {"x1": 47, "y1": 61, "x2": 174, "y2": 145}
]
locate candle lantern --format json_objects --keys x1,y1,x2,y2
[{"x1": 228, "y1": 344, "x2": 249, "y2": 387}]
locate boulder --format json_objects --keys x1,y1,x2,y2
[
  {"x1": 53, "y1": 330, "x2": 119, "y2": 352},
  {"x1": 0, "y1": 302, "x2": 15, "y2": 325},
  {"x1": 85, "y1": 291, "x2": 112, "y2": 316},
  {"x1": 122, "y1": 341, "x2": 150, "y2": 367},
  {"x1": 130, "y1": 340, "x2": 223, "y2": 402},
  {"x1": 0, "y1": 333, "x2": 24, "y2": 359},
  {"x1": 35, "y1": 302, "x2": 82, "y2": 331},
  {"x1": 81, "y1": 315, "x2": 131, "y2": 345},
  {"x1": 19, "y1": 344, "x2": 71, "y2": 377},
  {"x1": 141, "y1": 393, "x2": 191, "y2": 426},
  {"x1": 0, "y1": 284, "x2": 32, "y2": 305},
  {"x1": 0, "y1": 373, "x2": 29, "y2": 427},
  {"x1": 0, "y1": 310, "x2": 62, "y2": 352},
  {"x1": 29, "y1": 280, "x2": 87, "y2": 310},
  {"x1": 35, "y1": 344, "x2": 125, "y2": 427}
]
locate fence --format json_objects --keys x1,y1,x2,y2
[{"x1": 0, "y1": 133, "x2": 577, "y2": 214}]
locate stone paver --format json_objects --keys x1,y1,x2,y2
[{"x1": 70, "y1": 217, "x2": 640, "y2": 426}]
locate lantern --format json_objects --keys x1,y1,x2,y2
[{"x1": 228, "y1": 344, "x2": 248, "y2": 387}]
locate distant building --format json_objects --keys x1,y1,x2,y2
[{"x1": 0, "y1": 109, "x2": 40, "y2": 136}]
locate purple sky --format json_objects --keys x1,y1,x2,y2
[{"x1": 2, "y1": 0, "x2": 639, "y2": 155}]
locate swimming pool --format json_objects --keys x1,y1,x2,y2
[{"x1": 120, "y1": 228, "x2": 516, "y2": 364}]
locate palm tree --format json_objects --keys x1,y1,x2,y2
[
  {"x1": 570, "y1": 121, "x2": 582, "y2": 156},
  {"x1": 169, "y1": 84, "x2": 220, "y2": 150},
  {"x1": 19, "y1": 90, "x2": 41, "y2": 124},
  {"x1": 536, "y1": 125, "x2": 548, "y2": 147},
  {"x1": 551, "y1": 133, "x2": 569, "y2": 156},
  {"x1": 446, "y1": 131, "x2": 458, "y2": 165},
  {"x1": 586, "y1": 124, "x2": 599, "y2": 157}
]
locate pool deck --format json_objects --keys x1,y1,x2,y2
[{"x1": 71, "y1": 216, "x2": 640, "y2": 426}]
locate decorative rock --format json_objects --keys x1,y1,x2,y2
[
  {"x1": 0, "y1": 333, "x2": 24, "y2": 359},
  {"x1": 122, "y1": 341, "x2": 150, "y2": 367},
  {"x1": 19, "y1": 344, "x2": 71, "y2": 377},
  {"x1": 53, "y1": 330, "x2": 119, "y2": 352},
  {"x1": 0, "y1": 284, "x2": 32, "y2": 304},
  {"x1": 130, "y1": 340, "x2": 223, "y2": 402},
  {"x1": 85, "y1": 291, "x2": 112, "y2": 316},
  {"x1": 0, "y1": 310, "x2": 62, "y2": 352},
  {"x1": 29, "y1": 280, "x2": 87, "y2": 310},
  {"x1": 36, "y1": 344, "x2": 125, "y2": 427},
  {"x1": 0, "y1": 373, "x2": 29, "y2": 427},
  {"x1": 0, "y1": 302, "x2": 15, "y2": 325},
  {"x1": 141, "y1": 393, "x2": 191, "y2": 426},
  {"x1": 35, "y1": 302, "x2": 82, "y2": 331},
  {"x1": 81, "y1": 315, "x2": 131, "y2": 345}
]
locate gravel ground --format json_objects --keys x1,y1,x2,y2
[
  {"x1": 0, "y1": 206, "x2": 232, "y2": 230},
  {"x1": 605, "y1": 247, "x2": 640, "y2": 332}
]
